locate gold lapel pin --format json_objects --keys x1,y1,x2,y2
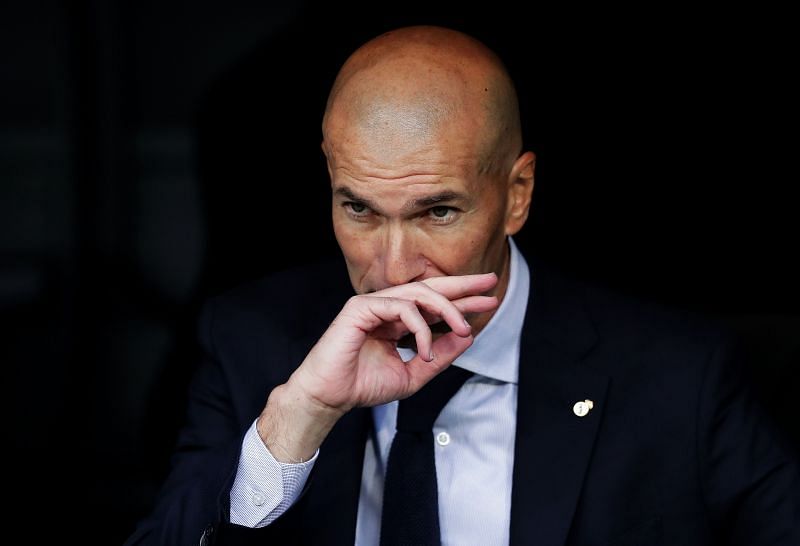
[{"x1": 573, "y1": 399, "x2": 594, "y2": 417}]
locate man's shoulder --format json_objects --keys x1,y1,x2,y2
[
  {"x1": 200, "y1": 259, "x2": 353, "y2": 335},
  {"x1": 215, "y1": 259, "x2": 350, "y2": 303},
  {"x1": 529, "y1": 255, "x2": 736, "y2": 364},
  {"x1": 581, "y1": 275, "x2": 731, "y2": 346}
]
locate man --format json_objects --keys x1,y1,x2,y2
[{"x1": 126, "y1": 26, "x2": 798, "y2": 545}]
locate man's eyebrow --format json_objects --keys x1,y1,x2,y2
[
  {"x1": 334, "y1": 187, "x2": 377, "y2": 209},
  {"x1": 404, "y1": 192, "x2": 465, "y2": 210},
  {"x1": 334, "y1": 186, "x2": 467, "y2": 212}
]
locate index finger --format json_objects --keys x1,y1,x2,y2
[{"x1": 419, "y1": 272, "x2": 498, "y2": 299}]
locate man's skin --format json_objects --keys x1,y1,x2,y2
[{"x1": 256, "y1": 26, "x2": 536, "y2": 464}]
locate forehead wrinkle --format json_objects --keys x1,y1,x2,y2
[
  {"x1": 335, "y1": 184, "x2": 465, "y2": 206},
  {"x1": 333, "y1": 166, "x2": 449, "y2": 191},
  {"x1": 329, "y1": 145, "x2": 478, "y2": 183}
]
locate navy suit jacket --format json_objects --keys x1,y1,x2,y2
[{"x1": 126, "y1": 254, "x2": 799, "y2": 545}]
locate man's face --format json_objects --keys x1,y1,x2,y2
[{"x1": 324, "y1": 122, "x2": 513, "y2": 296}]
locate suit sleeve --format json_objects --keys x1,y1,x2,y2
[
  {"x1": 123, "y1": 298, "x2": 245, "y2": 545},
  {"x1": 697, "y1": 334, "x2": 800, "y2": 545},
  {"x1": 124, "y1": 298, "x2": 316, "y2": 545}
]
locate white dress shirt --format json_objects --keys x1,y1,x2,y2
[{"x1": 231, "y1": 238, "x2": 530, "y2": 545}]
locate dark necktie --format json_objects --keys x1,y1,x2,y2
[{"x1": 379, "y1": 365, "x2": 474, "y2": 546}]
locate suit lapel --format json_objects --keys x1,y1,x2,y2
[{"x1": 510, "y1": 258, "x2": 609, "y2": 546}]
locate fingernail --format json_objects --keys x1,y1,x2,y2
[
  {"x1": 463, "y1": 318, "x2": 471, "y2": 329},
  {"x1": 429, "y1": 350, "x2": 435, "y2": 361}
]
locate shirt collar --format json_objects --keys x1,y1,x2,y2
[
  {"x1": 397, "y1": 237, "x2": 530, "y2": 384},
  {"x1": 453, "y1": 237, "x2": 529, "y2": 384}
]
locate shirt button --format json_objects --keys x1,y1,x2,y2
[
  {"x1": 436, "y1": 431, "x2": 451, "y2": 446},
  {"x1": 251, "y1": 492, "x2": 266, "y2": 506}
]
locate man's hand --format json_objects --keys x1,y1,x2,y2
[{"x1": 257, "y1": 273, "x2": 499, "y2": 462}]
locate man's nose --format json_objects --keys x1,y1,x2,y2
[{"x1": 381, "y1": 224, "x2": 425, "y2": 287}]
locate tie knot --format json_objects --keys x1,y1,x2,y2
[{"x1": 396, "y1": 365, "x2": 473, "y2": 432}]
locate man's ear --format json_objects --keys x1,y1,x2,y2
[{"x1": 504, "y1": 151, "x2": 535, "y2": 235}]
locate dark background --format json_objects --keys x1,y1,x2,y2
[{"x1": 3, "y1": 1, "x2": 797, "y2": 542}]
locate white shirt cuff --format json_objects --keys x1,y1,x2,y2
[{"x1": 229, "y1": 419, "x2": 318, "y2": 527}]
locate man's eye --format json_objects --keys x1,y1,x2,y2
[
  {"x1": 428, "y1": 206, "x2": 457, "y2": 223},
  {"x1": 346, "y1": 202, "x2": 368, "y2": 214}
]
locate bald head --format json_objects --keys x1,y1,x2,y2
[{"x1": 322, "y1": 26, "x2": 522, "y2": 177}]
